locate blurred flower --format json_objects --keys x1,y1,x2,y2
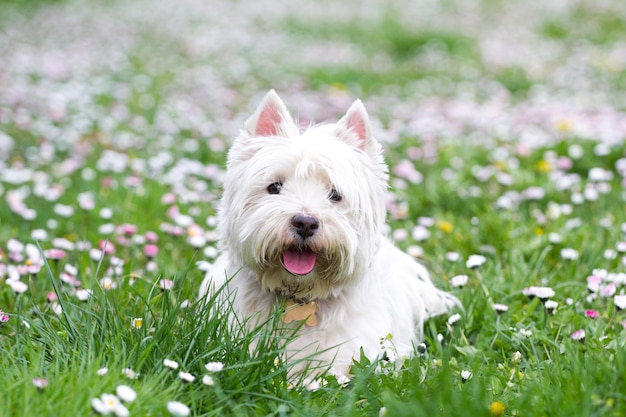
[
  {"x1": 560, "y1": 248, "x2": 579, "y2": 260},
  {"x1": 9, "y1": 280, "x2": 28, "y2": 294},
  {"x1": 406, "y1": 245, "x2": 424, "y2": 258},
  {"x1": 32, "y1": 378, "x2": 48, "y2": 391},
  {"x1": 131, "y1": 318, "x2": 143, "y2": 329},
  {"x1": 544, "y1": 300, "x2": 558, "y2": 314},
  {"x1": 122, "y1": 368, "x2": 139, "y2": 379},
  {"x1": 445, "y1": 252, "x2": 461, "y2": 262},
  {"x1": 604, "y1": 249, "x2": 617, "y2": 260},
  {"x1": 167, "y1": 401, "x2": 190, "y2": 417},
  {"x1": 466, "y1": 254, "x2": 486, "y2": 269},
  {"x1": 116, "y1": 385, "x2": 137, "y2": 403},
  {"x1": 450, "y1": 275, "x2": 468, "y2": 288},
  {"x1": 585, "y1": 310, "x2": 599, "y2": 319},
  {"x1": 45, "y1": 248, "x2": 66, "y2": 260},
  {"x1": 489, "y1": 401, "x2": 505, "y2": 417},
  {"x1": 163, "y1": 359, "x2": 179, "y2": 370},
  {"x1": 205, "y1": 362, "x2": 224, "y2": 372},
  {"x1": 92, "y1": 393, "x2": 129, "y2": 417},
  {"x1": 614, "y1": 295, "x2": 626, "y2": 310},
  {"x1": 202, "y1": 375, "x2": 214, "y2": 386},
  {"x1": 535, "y1": 159, "x2": 552, "y2": 173},
  {"x1": 411, "y1": 225, "x2": 430, "y2": 241},
  {"x1": 99, "y1": 240, "x2": 115, "y2": 255},
  {"x1": 522, "y1": 286, "x2": 554, "y2": 301},
  {"x1": 519, "y1": 328, "x2": 532, "y2": 338},
  {"x1": 97, "y1": 367, "x2": 108, "y2": 376},
  {"x1": 548, "y1": 233, "x2": 563, "y2": 244},
  {"x1": 145, "y1": 231, "x2": 158, "y2": 242},
  {"x1": 0, "y1": 310, "x2": 9, "y2": 323},
  {"x1": 117, "y1": 224, "x2": 137, "y2": 236},
  {"x1": 100, "y1": 208, "x2": 114, "y2": 219},
  {"x1": 31, "y1": 229, "x2": 49, "y2": 241},
  {"x1": 178, "y1": 372, "x2": 195, "y2": 383},
  {"x1": 587, "y1": 275, "x2": 602, "y2": 292},
  {"x1": 76, "y1": 289, "x2": 92, "y2": 301},
  {"x1": 393, "y1": 159, "x2": 423, "y2": 183},
  {"x1": 159, "y1": 279, "x2": 174, "y2": 291},
  {"x1": 460, "y1": 370, "x2": 473, "y2": 382},
  {"x1": 447, "y1": 313, "x2": 462, "y2": 325},
  {"x1": 304, "y1": 378, "x2": 322, "y2": 392},
  {"x1": 144, "y1": 244, "x2": 159, "y2": 259},
  {"x1": 392, "y1": 228, "x2": 408, "y2": 241},
  {"x1": 571, "y1": 329, "x2": 585, "y2": 342},
  {"x1": 436, "y1": 220, "x2": 454, "y2": 234},
  {"x1": 600, "y1": 283, "x2": 616, "y2": 297},
  {"x1": 51, "y1": 302, "x2": 62, "y2": 315},
  {"x1": 100, "y1": 277, "x2": 117, "y2": 290},
  {"x1": 493, "y1": 303, "x2": 509, "y2": 315}
]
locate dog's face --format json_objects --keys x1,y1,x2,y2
[{"x1": 218, "y1": 91, "x2": 389, "y2": 301}]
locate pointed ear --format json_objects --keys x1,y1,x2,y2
[
  {"x1": 244, "y1": 90, "x2": 296, "y2": 137},
  {"x1": 333, "y1": 99, "x2": 375, "y2": 151}
]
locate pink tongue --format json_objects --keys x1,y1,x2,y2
[{"x1": 283, "y1": 249, "x2": 317, "y2": 275}]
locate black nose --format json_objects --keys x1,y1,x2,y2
[{"x1": 291, "y1": 215, "x2": 319, "y2": 239}]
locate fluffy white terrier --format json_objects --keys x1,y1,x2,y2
[{"x1": 200, "y1": 90, "x2": 459, "y2": 376}]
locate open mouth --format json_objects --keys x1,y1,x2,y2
[{"x1": 282, "y1": 247, "x2": 317, "y2": 276}]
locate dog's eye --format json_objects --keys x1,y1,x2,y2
[
  {"x1": 329, "y1": 188, "x2": 342, "y2": 202},
  {"x1": 267, "y1": 182, "x2": 282, "y2": 195}
]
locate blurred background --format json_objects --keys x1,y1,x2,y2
[{"x1": 2, "y1": 0, "x2": 625, "y2": 155}]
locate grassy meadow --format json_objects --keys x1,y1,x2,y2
[{"x1": 1, "y1": 0, "x2": 626, "y2": 416}]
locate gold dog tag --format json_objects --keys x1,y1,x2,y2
[{"x1": 283, "y1": 299, "x2": 319, "y2": 327}]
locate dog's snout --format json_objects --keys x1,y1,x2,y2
[{"x1": 291, "y1": 215, "x2": 319, "y2": 239}]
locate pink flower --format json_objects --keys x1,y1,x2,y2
[
  {"x1": 32, "y1": 378, "x2": 49, "y2": 390},
  {"x1": 159, "y1": 279, "x2": 174, "y2": 291},
  {"x1": 393, "y1": 159, "x2": 423, "y2": 184},
  {"x1": 0, "y1": 310, "x2": 9, "y2": 323},
  {"x1": 8, "y1": 280, "x2": 28, "y2": 294},
  {"x1": 585, "y1": 310, "x2": 599, "y2": 319},
  {"x1": 556, "y1": 156, "x2": 573, "y2": 170},
  {"x1": 600, "y1": 283, "x2": 616, "y2": 298},
  {"x1": 144, "y1": 244, "x2": 159, "y2": 258},
  {"x1": 98, "y1": 240, "x2": 115, "y2": 255},
  {"x1": 161, "y1": 193, "x2": 177, "y2": 205},
  {"x1": 45, "y1": 248, "x2": 66, "y2": 260},
  {"x1": 571, "y1": 329, "x2": 585, "y2": 342},
  {"x1": 587, "y1": 275, "x2": 602, "y2": 292},
  {"x1": 118, "y1": 224, "x2": 138, "y2": 236},
  {"x1": 46, "y1": 292, "x2": 58, "y2": 303}
]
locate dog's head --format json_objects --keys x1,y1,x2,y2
[{"x1": 218, "y1": 90, "x2": 389, "y2": 301}]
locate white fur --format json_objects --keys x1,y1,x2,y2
[{"x1": 200, "y1": 90, "x2": 460, "y2": 376}]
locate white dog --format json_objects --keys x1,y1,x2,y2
[{"x1": 200, "y1": 90, "x2": 459, "y2": 377}]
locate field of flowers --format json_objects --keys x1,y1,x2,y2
[{"x1": 1, "y1": 0, "x2": 626, "y2": 415}]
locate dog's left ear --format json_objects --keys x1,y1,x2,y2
[
  {"x1": 244, "y1": 90, "x2": 298, "y2": 137},
  {"x1": 334, "y1": 100, "x2": 379, "y2": 155}
]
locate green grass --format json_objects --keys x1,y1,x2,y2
[
  {"x1": 286, "y1": 17, "x2": 481, "y2": 94},
  {"x1": 2, "y1": 0, "x2": 626, "y2": 416},
  {"x1": 3, "y1": 136, "x2": 626, "y2": 416}
]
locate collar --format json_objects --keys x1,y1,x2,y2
[{"x1": 282, "y1": 298, "x2": 319, "y2": 327}]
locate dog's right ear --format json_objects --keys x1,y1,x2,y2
[{"x1": 244, "y1": 90, "x2": 297, "y2": 137}]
